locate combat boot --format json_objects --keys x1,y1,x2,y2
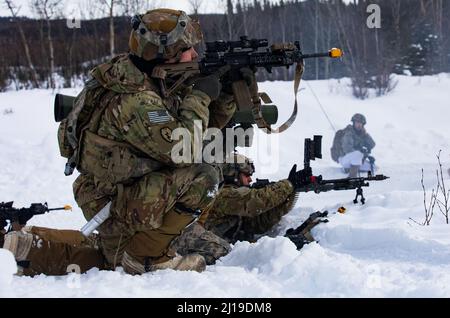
[
  {"x1": 348, "y1": 165, "x2": 360, "y2": 178},
  {"x1": 3, "y1": 230, "x2": 34, "y2": 262},
  {"x1": 149, "y1": 253, "x2": 206, "y2": 272},
  {"x1": 121, "y1": 250, "x2": 206, "y2": 274},
  {"x1": 3, "y1": 230, "x2": 34, "y2": 275}
]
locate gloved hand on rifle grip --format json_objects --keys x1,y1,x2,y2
[
  {"x1": 288, "y1": 164, "x2": 312, "y2": 190},
  {"x1": 192, "y1": 74, "x2": 222, "y2": 101},
  {"x1": 221, "y1": 67, "x2": 258, "y2": 96},
  {"x1": 192, "y1": 66, "x2": 230, "y2": 101}
]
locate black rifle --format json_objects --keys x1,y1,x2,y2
[
  {"x1": 0, "y1": 202, "x2": 70, "y2": 232},
  {"x1": 152, "y1": 36, "x2": 342, "y2": 99},
  {"x1": 284, "y1": 211, "x2": 329, "y2": 250},
  {"x1": 152, "y1": 36, "x2": 343, "y2": 132},
  {"x1": 294, "y1": 136, "x2": 389, "y2": 204}
]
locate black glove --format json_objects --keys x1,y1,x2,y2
[
  {"x1": 288, "y1": 165, "x2": 312, "y2": 190},
  {"x1": 192, "y1": 74, "x2": 222, "y2": 101}
]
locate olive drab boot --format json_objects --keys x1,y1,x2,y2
[{"x1": 348, "y1": 165, "x2": 360, "y2": 178}]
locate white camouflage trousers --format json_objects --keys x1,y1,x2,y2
[{"x1": 338, "y1": 151, "x2": 373, "y2": 172}]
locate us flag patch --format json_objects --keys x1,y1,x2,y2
[{"x1": 147, "y1": 110, "x2": 172, "y2": 124}]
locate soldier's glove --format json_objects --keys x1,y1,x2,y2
[
  {"x1": 288, "y1": 164, "x2": 312, "y2": 190},
  {"x1": 222, "y1": 67, "x2": 258, "y2": 96},
  {"x1": 193, "y1": 74, "x2": 222, "y2": 101}
]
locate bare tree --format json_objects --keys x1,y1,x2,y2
[
  {"x1": 225, "y1": 0, "x2": 234, "y2": 40},
  {"x1": 189, "y1": 0, "x2": 204, "y2": 16},
  {"x1": 410, "y1": 169, "x2": 438, "y2": 226},
  {"x1": 436, "y1": 151, "x2": 450, "y2": 224},
  {"x1": 4, "y1": 0, "x2": 39, "y2": 88},
  {"x1": 119, "y1": 0, "x2": 154, "y2": 17},
  {"x1": 99, "y1": 0, "x2": 118, "y2": 57},
  {"x1": 412, "y1": 151, "x2": 450, "y2": 226},
  {"x1": 31, "y1": 0, "x2": 63, "y2": 89},
  {"x1": 277, "y1": 1, "x2": 288, "y2": 81}
]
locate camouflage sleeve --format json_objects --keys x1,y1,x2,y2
[
  {"x1": 364, "y1": 133, "x2": 376, "y2": 151},
  {"x1": 240, "y1": 192, "x2": 298, "y2": 235},
  {"x1": 178, "y1": 89, "x2": 212, "y2": 131},
  {"x1": 213, "y1": 180, "x2": 294, "y2": 218},
  {"x1": 208, "y1": 92, "x2": 236, "y2": 129},
  {"x1": 102, "y1": 89, "x2": 211, "y2": 165},
  {"x1": 341, "y1": 127, "x2": 355, "y2": 154}
]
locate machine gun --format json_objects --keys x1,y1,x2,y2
[
  {"x1": 251, "y1": 136, "x2": 389, "y2": 204},
  {"x1": 294, "y1": 136, "x2": 389, "y2": 204},
  {"x1": 0, "y1": 202, "x2": 72, "y2": 232}
]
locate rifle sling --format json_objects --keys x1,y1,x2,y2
[{"x1": 254, "y1": 61, "x2": 304, "y2": 134}]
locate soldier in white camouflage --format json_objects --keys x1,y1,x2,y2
[
  {"x1": 2, "y1": 9, "x2": 239, "y2": 276},
  {"x1": 331, "y1": 113, "x2": 376, "y2": 178}
]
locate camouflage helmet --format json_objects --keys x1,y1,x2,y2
[
  {"x1": 129, "y1": 9, "x2": 203, "y2": 61},
  {"x1": 351, "y1": 113, "x2": 367, "y2": 125},
  {"x1": 222, "y1": 154, "x2": 255, "y2": 183}
]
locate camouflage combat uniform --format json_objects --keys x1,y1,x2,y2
[
  {"x1": 171, "y1": 179, "x2": 297, "y2": 264},
  {"x1": 340, "y1": 125, "x2": 376, "y2": 155},
  {"x1": 3, "y1": 45, "x2": 236, "y2": 277}
]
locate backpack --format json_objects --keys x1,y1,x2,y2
[
  {"x1": 330, "y1": 128, "x2": 345, "y2": 163},
  {"x1": 57, "y1": 78, "x2": 115, "y2": 176},
  {"x1": 57, "y1": 78, "x2": 162, "y2": 184}
]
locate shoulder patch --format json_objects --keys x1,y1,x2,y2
[
  {"x1": 147, "y1": 110, "x2": 173, "y2": 125},
  {"x1": 160, "y1": 127, "x2": 174, "y2": 143}
]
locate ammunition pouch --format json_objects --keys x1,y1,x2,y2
[
  {"x1": 57, "y1": 118, "x2": 74, "y2": 159},
  {"x1": 79, "y1": 131, "x2": 162, "y2": 185}
]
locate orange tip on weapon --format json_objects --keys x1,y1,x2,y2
[
  {"x1": 64, "y1": 205, "x2": 73, "y2": 211},
  {"x1": 338, "y1": 207, "x2": 347, "y2": 214},
  {"x1": 329, "y1": 48, "x2": 343, "y2": 58}
]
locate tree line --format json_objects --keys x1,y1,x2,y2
[{"x1": 0, "y1": 0, "x2": 449, "y2": 99}]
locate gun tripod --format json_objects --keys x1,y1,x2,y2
[{"x1": 353, "y1": 187, "x2": 366, "y2": 205}]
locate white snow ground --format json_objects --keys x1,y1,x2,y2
[{"x1": 1, "y1": 74, "x2": 450, "y2": 297}]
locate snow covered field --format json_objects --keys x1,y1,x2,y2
[{"x1": 1, "y1": 74, "x2": 450, "y2": 297}]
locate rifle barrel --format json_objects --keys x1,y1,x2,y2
[{"x1": 300, "y1": 52, "x2": 330, "y2": 59}]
